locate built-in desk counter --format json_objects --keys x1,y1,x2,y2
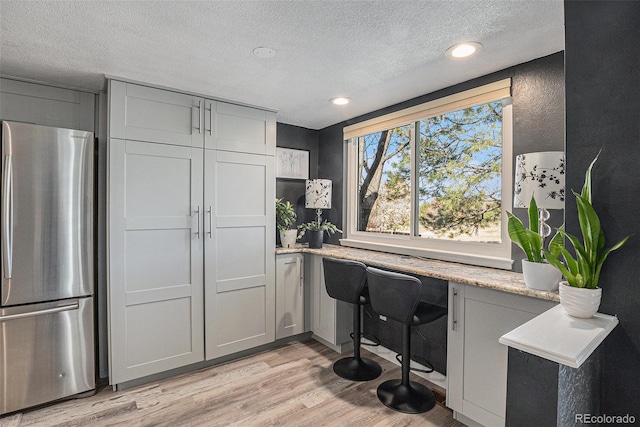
[
  {"x1": 276, "y1": 243, "x2": 559, "y2": 303},
  {"x1": 276, "y1": 243, "x2": 559, "y2": 427}
]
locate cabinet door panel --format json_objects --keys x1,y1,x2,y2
[
  {"x1": 446, "y1": 282, "x2": 556, "y2": 427},
  {"x1": 108, "y1": 139, "x2": 204, "y2": 385},
  {"x1": 216, "y1": 287, "x2": 267, "y2": 349},
  {"x1": 275, "y1": 254, "x2": 304, "y2": 339},
  {"x1": 205, "y1": 100, "x2": 275, "y2": 155},
  {"x1": 204, "y1": 150, "x2": 275, "y2": 360},
  {"x1": 126, "y1": 298, "x2": 194, "y2": 367},
  {"x1": 109, "y1": 81, "x2": 203, "y2": 147}
]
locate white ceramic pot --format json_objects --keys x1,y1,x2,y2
[
  {"x1": 279, "y1": 229, "x2": 297, "y2": 248},
  {"x1": 521, "y1": 260, "x2": 562, "y2": 291},
  {"x1": 558, "y1": 281, "x2": 602, "y2": 318}
]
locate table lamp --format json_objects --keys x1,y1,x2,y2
[
  {"x1": 514, "y1": 151, "x2": 565, "y2": 238},
  {"x1": 305, "y1": 179, "x2": 332, "y2": 226}
]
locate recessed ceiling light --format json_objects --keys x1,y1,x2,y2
[
  {"x1": 329, "y1": 97, "x2": 352, "y2": 105},
  {"x1": 253, "y1": 46, "x2": 276, "y2": 58},
  {"x1": 446, "y1": 42, "x2": 483, "y2": 58}
]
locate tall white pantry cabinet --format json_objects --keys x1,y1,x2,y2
[{"x1": 107, "y1": 80, "x2": 276, "y2": 386}]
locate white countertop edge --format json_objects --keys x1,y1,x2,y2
[{"x1": 499, "y1": 305, "x2": 618, "y2": 369}]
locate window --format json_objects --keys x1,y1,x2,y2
[{"x1": 343, "y1": 80, "x2": 513, "y2": 269}]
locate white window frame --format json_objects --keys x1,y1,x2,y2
[{"x1": 341, "y1": 79, "x2": 513, "y2": 270}]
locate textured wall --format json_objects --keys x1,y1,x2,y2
[
  {"x1": 318, "y1": 53, "x2": 565, "y2": 259},
  {"x1": 275, "y1": 123, "x2": 319, "y2": 245},
  {"x1": 564, "y1": 0, "x2": 640, "y2": 418}
]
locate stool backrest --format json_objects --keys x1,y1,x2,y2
[
  {"x1": 366, "y1": 267, "x2": 421, "y2": 325},
  {"x1": 322, "y1": 257, "x2": 367, "y2": 304}
]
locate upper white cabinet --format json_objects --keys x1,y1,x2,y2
[
  {"x1": 447, "y1": 282, "x2": 556, "y2": 427},
  {"x1": 0, "y1": 77, "x2": 95, "y2": 132},
  {"x1": 109, "y1": 81, "x2": 203, "y2": 147},
  {"x1": 275, "y1": 254, "x2": 305, "y2": 340},
  {"x1": 108, "y1": 139, "x2": 204, "y2": 384},
  {"x1": 204, "y1": 150, "x2": 275, "y2": 359},
  {"x1": 109, "y1": 80, "x2": 275, "y2": 154},
  {"x1": 204, "y1": 100, "x2": 276, "y2": 155}
]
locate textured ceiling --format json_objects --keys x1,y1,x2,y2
[{"x1": 0, "y1": 1, "x2": 564, "y2": 130}]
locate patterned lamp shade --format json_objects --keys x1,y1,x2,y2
[
  {"x1": 514, "y1": 151, "x2": 565, "y2": 209},
  {"x1": 305, "y1": 179, "x2": 332, "y2": 209}
]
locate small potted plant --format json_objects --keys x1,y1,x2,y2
[
  {"x1": 544, "y1": 153, "x2": 630, "y2": 317},
  {"x1": 506, "y1": 196, "x2": 562, "y2": 291},
  {"x1": 297, "y1": 219, "x2": 341, "y2": 249},
  {"x1": 276, "y1": 198, "x2": 298, "y2": 248}
]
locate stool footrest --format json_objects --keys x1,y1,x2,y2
[{"x1": 395, "y1": 353, "x2": 434, "y2": 373}]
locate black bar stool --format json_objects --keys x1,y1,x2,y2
[
  {"x1": 322, "y1": 257, "x2": 382, "y2": 381},
  {"x1": 366, "y1": 266, "x2": 447, "y2": 414}
]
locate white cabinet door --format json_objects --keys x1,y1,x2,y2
[
  {"x1": 204, "y1": 100, "x2": 276, "y2": 155},
  {"x1": 275, "y1": 254, "x2": 305, "y2": 339},
  {"x1": 109, "y1": 80, "x2": 203, "y2": 147},
  {"x1": 204, "y1": 150, "x2": 275, "y2": 359},
  {"x1": 309, "y1": 255, "x2": 352, "y2": 352},
  {"x1": 108, "y1": 140, "x2": 204, "y2": 385},
  {"x1": 447, "y1": 282, "x2": 556, "y2": 427}
]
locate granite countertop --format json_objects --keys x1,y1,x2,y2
[{"x1": 276, "y1": 244, "x2": 560, "y2": 303}]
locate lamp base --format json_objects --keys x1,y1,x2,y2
[{"x1": 308, "y1": 230, "x2": 324, "y2": 248}]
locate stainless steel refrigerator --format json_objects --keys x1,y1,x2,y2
[{"x1": 0, "y1": 121, "x2": 95, "y2": 414}]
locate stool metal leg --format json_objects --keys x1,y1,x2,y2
[
  {"x1": 376, "y1": 323, "x2": 436, "y2": 414},
  {"x1": 332, "y1": 303, "x2": 382, "y2": 381}
]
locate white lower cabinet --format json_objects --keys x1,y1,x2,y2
[
  {"x1": 308, "y1": 255, "x2": 352, "y2": 352},
  {"x1": 275, "y1": 254, "x2": 305, "y2": 339},
  {"x1": 446, "y1": 281, "x2": 556, "y2": 427}
]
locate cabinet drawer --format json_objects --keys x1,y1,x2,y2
[{"x1": 0, "y1": 298, "x2": 94, "y2": 414}]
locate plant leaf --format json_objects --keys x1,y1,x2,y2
[
  {"x1": 507, "y1": 212, "x2": 539, "y2": 262},
  {"x1": 548, "y1": 226, "x2": 564, "y2": 257},
  {"x1": 544, "y1": 249, "x2": 576, "y2": 286},
  {"x1": 528, "y1": 196, "x2": 539, "y2": 234},
  {"x1": 580, "y1": 151, "x2": 600, "y2": 203}
]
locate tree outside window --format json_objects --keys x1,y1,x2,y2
[{"x1": 356, "y1": 101, "x2": 503, "y2": 242}]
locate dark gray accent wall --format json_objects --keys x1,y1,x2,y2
[
  {"x1": 318, "y1": 53, "x2": 565, "y2": 257},
  {"x1": 275, "y1": 123, "x2": 319, "y2": 244},
  {"x1": 565, "y1": 0, "x2": 640, "y2": 418}
]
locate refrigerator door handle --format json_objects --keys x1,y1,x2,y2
[
  {"x1": 2, "y1": 154, "x2": 12, "y2": 279},
  {"x1": 0, "y1": 301, "x2": 79, "y2": 322}
]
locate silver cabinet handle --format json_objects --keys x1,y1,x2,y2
[
  {"x1": 193, "y1": 101, "x2": 202, "y2": 135},
  {"x1": 297, "y1": 256, "x2": 303, "y2": 292},
  {"x1": 0, "y1": 302, "x2": 79, "y2": 322},
  {"x1": 207, "y1": 206, "x2": 212, "y2": 237},
  {"x1": 194, "y1": 206, "x2": 201, "y2": 239},
  {"x1": 209, "y1": 103, "x2": 213, "y2": 136},
  {"x1": 451, "y1": 288, "x2": 458, "y2": 331},
  {"x1": 2, "y1": 155, "x2": 12, "y2": 279}
]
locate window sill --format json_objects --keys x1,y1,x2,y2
[{"x1": 339, "y1": 238, "x2": 514, "y2": 270}]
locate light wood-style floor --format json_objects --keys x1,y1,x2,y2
[{"x1": 1, "y1": 340, "x2": 464, "y2": 427}]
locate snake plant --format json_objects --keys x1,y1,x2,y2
[
  {"x1": 507, "y1": 196, "x2": 545, "y2": 263},
  {"x1": 543, "y1": 153, "x2": 630, "y2": 288}
]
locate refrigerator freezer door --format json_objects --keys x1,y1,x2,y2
[
  {"x1": 1, "y1": 121, "x2": 94, "y2": 306},
  {"x1": 0, "y1": 297, "x2": 95, "y2": 414}
]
